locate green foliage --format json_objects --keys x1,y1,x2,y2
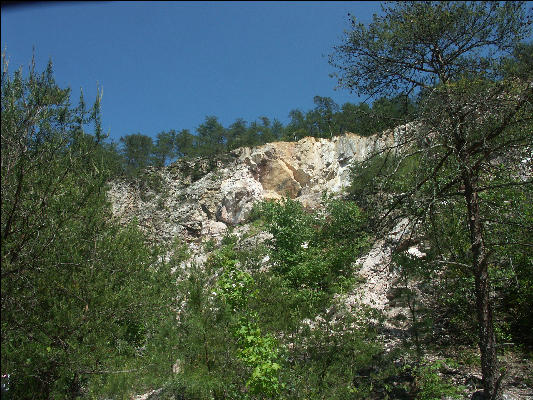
[
  {"x1": 283, "y1": 95, "x2": 417, "y2": 141},
  {"x1": 214, "y1": 245, "x2": 284, "y2": 398},
  {"x1": 196, "y1": 115, "x2": 226, "y2": 156},
  {"x1": 5, "y1": 4, "x2": 530, "y2": 394},
  {"x1": 235, "y1": 322, "x2": 283, "y2": 398},
  {"x1": 1, "y1": 54, "x2": 178, "y2": 399},
  {"x1": 152, "y1": 130, "x2": 177, "y2": 167},
  {"x1": 224, "y1": 118, "x2": 248, "y2": 149},
  {"x1": 330, "y1": 1, "x2": 531, "y2": 96},
  {"x1": 120, "y1": 133, "x2": 154, "y2": 176},
  {"x1": 282, "y1": 305, "x2": 403, "y2": 400},
  {"x1": 318, "y1": 197, "x2": 369, "y2": 258},
  {"x1": 412, "y1": 360, "x2": 465, "y2": 400},
  {"x1": 253, "y1": 197, "x2": 371, "y2": 332},
  {"x1": 171, "y1": 243, "x2": 286, "y2": 400},
  {"x1": 173, "y1": 259, "x2": 241, "y2": 399},
  {"x1": 348, "y1": 149, "x2": 425, "y2": 220},
  {"x1": 156, "y1": 372, "x2": 231, "y2": 400},
  {"x1": 309, "y1": 95, "x2": 340, "y2": 138},
  {"x1": 499, "y1": 41, "x2": 533, "y2": 80},
  {"x1": 256, "y1": 198, "x2": 315, "y2": 277},
  {"x1": 256, "y1": 197, "x2": 369, "y2": 315},
  {"x1": 369, "y1": 95, "x2": 417, "y2": 133},
  {"x1": 483, "y1": 169, "x2": 533, "y2": 346},
  {"x1": 215, "y1": 247, "x2": 256, "y2": 311},
  {"x1": 171, "y1": 229, "x2": 393, "y2": 400},
  {"x1": 333, "y1": 2, "x2": 532, "y2": 397},
  {"x1": 174, "y1": 128, "x2": 197, "y2": 157},
  {"x1": 158, "y1": 198, "x2": 408, "y2": 399},
  {"x1": 112, "y1": 94, "x2": 418, "y2": 166},
  {"x1": 244, "y1": 264, "x2": 399, "y2": 400}
]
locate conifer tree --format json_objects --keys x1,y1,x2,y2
[{"x1": 330, "y1": 2, "x2": 532, "y2": 398}]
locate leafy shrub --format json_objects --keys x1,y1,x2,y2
[
  {"x1": 412, "y1": 360, "x2": 465, "y2": 400},
  {"x1": 257, "y1": 197, "x2": 368, "y2": 296}
]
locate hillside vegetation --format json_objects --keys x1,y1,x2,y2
[{"x1": 1, "y1": 2, "x2": 532, "y2": 399}]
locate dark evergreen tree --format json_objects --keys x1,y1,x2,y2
[
  {"x1": 174, "y1": 128, "x2": 196, "y2": 158},
  {"x1": 312, "y1": 96, "x2": 340, "y2": 137},
  {"x1": 226, "y1": 118, "x2": 248, "y2": 150},
  {"x1": 120, "y1": 133, "x2": 154, "y2": 175},
  {"x1": 285, "y1": 109, "x2": 308, "y2": 141},
  {"x1": 196, "y1": 116, "x2": 227, "y2": 156},
  {"x1": 152, "y1": 129, "x2": 177, "y2": 167}
]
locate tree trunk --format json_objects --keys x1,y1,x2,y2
[{"x1": 462, "y1": 171, "x2": 500, "y2": 400}]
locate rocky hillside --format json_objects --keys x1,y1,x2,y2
[
  {"x1": 109, "y1": 123, "x2": 533, "y2": 400},
  {"x1": 107, "y1": 125, "x2": 414, "y2": 321},
  {"x1": 107, "y1": 126, "x2": 405, "y2": 245}
]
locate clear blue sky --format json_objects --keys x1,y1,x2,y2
[{"x1": 1, "y1": 1, "x2": 383, "y2": 143}]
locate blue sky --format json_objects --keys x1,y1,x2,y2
[{"x1": 1, "y1": 1, "x2": 383, "y2": 143}]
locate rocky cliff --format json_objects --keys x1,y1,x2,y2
[
  {"x1": 111, "y1": 123, "x2": 533, "y2": 400},
  {"x1": 107, "y1": 127, "x2": 414, "y2": 321},
  {"x1": 107, "y1": 127, "x2": 404, "y2": 245}
]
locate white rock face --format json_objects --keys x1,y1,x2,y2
[
  {"x1": 353, "y1": 218, "x2": 411, "y2": 312},
  {"x1": 107, "y1": 126, "x2": 407, "y2": 245},
  {"x1": 235, "y1": 132, "x2": 394, "y2": 198},
  {"x1": 216, "y1": 166, "x2": 263, "y2": 225}
]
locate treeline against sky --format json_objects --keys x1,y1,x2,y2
[{"x1": 114, "y1": 95, "x2": 416, "y2": 176}]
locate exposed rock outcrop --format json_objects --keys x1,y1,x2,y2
[{"x1": 108, "y1": 127, "x2": 406, "y2": 245}]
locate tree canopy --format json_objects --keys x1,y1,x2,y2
[
  {"x1": 330, "y1": 1, "x2": 531, "y2": 96},
  {"x1": 331, "y1": 2, "x2": 532, "y2": 399},
  {"x1": 1, "y1": 54, "x2": 178, "y2": 398}
]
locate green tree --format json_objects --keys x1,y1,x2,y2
[
  {"x1": 312, "y1": 95, "x2": 340, "y2": 137},
  {"x1": 270, "y1": 118, "x2": 284, "y2": 142},
  {"x1": 196, "y1": 115, "x2": 227, "y2": 156},
  {"x1": 152, "y1": 129, "x2": 177, "y2": 167},
  {"x1": 330, "y1": 1, "x2": 530, "y2": 97},
  {"x1": 174, "y1": 128, "x2": 196, "y2": 157},
  {"x1": 331, "y1": 2, "x2": 532, "y2": 398},
  {"x1": 1, "y1": 54, "x2": 177, "y2": 399},
  {"x1": 244, "y1": 119, "x2": 263, "y2": 148},
  {"x1": 371, "y1": 95, "x2": 416, "y2": 132},
  {"x1": 170, "y1": 246, "x2": 253, "y2": 400},
  {"x1": 255, "y1": 116, "x2": 275, "y2": 144},
  {"x1": 337, "y1": 102, "x2": 369, "y2": 135},
  {"x1": 257, "y1": 198, "x2": 369, "y2": 311},
  {"x1": 215, "y1": 245, "x2": 284, "y2": 398},
  {"x1": 338, "y1": 97, "x2": 416, "y2": 137},
  {"x1": 120, "y1": 132, "x2": 154, "y2": 175},
  {"x1": 285, "y1": 109, "x2": 308, "y2": 141},
  {"x1": 226, "y1": 118, "x2": 248, "y2": 150},
  {"x1": 500, "y1": 41, "x2": 533, "y2": 80},
  {"x1": 98, "y1": 140, "x2": 125, "y2": 177}
]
